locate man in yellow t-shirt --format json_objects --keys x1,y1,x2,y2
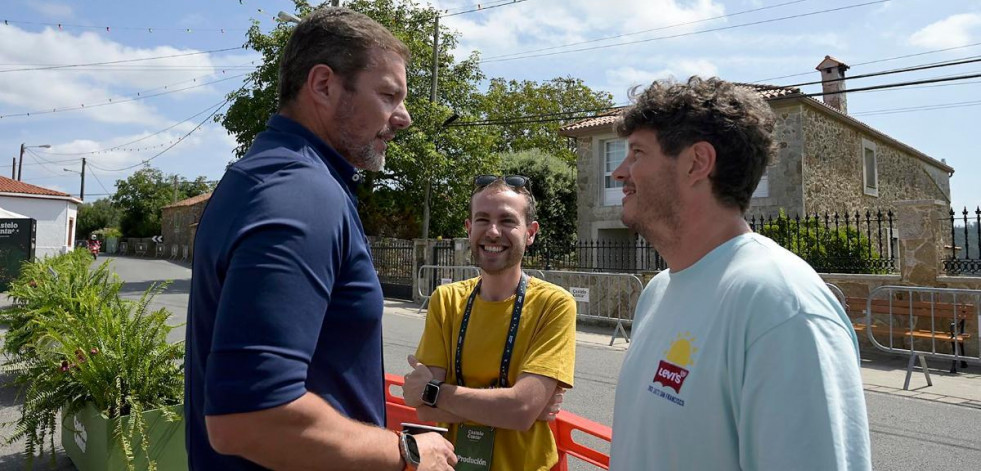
[{"x1": 403, "y1": 175, "x2": 577, "y2": 471}]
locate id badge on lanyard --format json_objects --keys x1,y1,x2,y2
[{"x1": 452, "y1": 274, "x2": 529, "y2": 471}]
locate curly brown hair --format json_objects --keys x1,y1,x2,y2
[
  {"x1": 278, "y1": 7, "x2": 410, "y2": 107},
  {"x1": 616, "y1": 76, "x2": 776, "y2": 213}
]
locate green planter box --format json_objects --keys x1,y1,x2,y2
[{"x1": 61, "y1": 403, "x2": 187, "y2": 471}]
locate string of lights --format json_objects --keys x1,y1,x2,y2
[
  {"x1": 35, "y1": 98, "x2": 230, "y2": 156},
  {"x1": 0, "y1": 46, "x2": 244, "y2": 73},
  {"x1": 0, "y1": 73, "x2": 248, "y2": 119}
]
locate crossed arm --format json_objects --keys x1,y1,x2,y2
[{"x1": 403, "y1": 356, "x2": 565, "y2": 432}]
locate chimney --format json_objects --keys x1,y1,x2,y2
[{"x1": 815, "y1": 55, "x2": 850, "y2": 113}]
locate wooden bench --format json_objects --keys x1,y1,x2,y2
[{"x1": 845, "y1": 296, "x2": 972, "y2": 376}]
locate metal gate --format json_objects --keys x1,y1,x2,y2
[{"x1": 370, "y1": 239, "x2": 415, "y2": 300}]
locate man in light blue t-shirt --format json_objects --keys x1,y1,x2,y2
[{"x1": 608, "y1": 77, "x2": 871, "y2": 470}]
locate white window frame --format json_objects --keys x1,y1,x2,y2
[
  {"x1": 752, "y1": 168, "x2": 769, "y2": 198},
  {"x1": 601, "y1": 138, "x2": 626, "y2": 206},
  {"x1": 862, "y1": 139, "x2": 878, "y2": 197}
]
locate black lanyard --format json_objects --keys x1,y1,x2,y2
[{"x1": 454, "y1": 274, "x2": 529, "y2": 388}]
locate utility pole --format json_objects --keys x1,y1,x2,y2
[
  {"x1": 18, "y1": 143, "x2": 51, "y2": 181},
  {"x1": 10, "y1": 157, "x2": 15, "y2": 179},
  {"x1": 421, "y1": 13, "x2": 440, "y2": 243},
  {"x1": 80, "y1": 158, "x2": 86, "y2": 201},
  {"x1": 17, "y1": 144, "x2": 24, "y2": 181},
  {"x1": 172, "y1": 175, "x2": 179, "y2": 203}
]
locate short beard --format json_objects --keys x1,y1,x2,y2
[{"x1": 347, "y1": 143, "x2": 385, "y2": 172}]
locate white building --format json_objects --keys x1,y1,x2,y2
[{"x1": 0, "y1": 176, "x2": 81, "y2": 258}]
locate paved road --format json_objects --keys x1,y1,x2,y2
[{"x1": 2, "y1": 255, "x2": 980, "y2": 470}]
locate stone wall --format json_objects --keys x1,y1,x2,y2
[
  {"x1": 160, "y1": 200, "x2": 208, "y2": 256},
  {"x1": 575, "y1": 133, "x2": 629, "y2": 240},
  {"x1": 749, "y1": 103, "x2": 805, "y2": 217},
  {"x1": 800, "y1": 103, "x2": 950, "y2": 217}
]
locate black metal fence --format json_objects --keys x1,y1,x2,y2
[
  {"x1": 370, "y1": 238, "x2": 414, "y2": 300},
  {"x1": 944, "y1": 207, "x2": 981, "y2": 275},
  {"x1": 526, "y1": 210, "x2": 897, "y2": 274},
  {"x1": 746, "y1": 210, "x2": 896, "y2": 274},
  {"x1": 524, "y1": 239, "x2": 666, "y2": 273}
]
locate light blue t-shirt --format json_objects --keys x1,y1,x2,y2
[{"x1": 610, "y1": 233, "x2": 871, "y2": 471}]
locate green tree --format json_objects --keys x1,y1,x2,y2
[
  {"x1": 498, "y1": 149, "x2": 577, "y2": 252},
  {"x1": 111, "y1": 168, "x2": 213, "y2": 237},
  {"x1": 76, "y1": 198, "x2": 122, "y2": 241},
  {"x1": 219, "y1": 0, "x2": 498, "y2": 238},
  {"x1": 480, "y1": 77, "x2": 615, "y2": 165}
]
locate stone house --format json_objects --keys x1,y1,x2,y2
[
  {"x1": 160, "y1": 192, "x2": 211, "y2": 258},
  {"x1": 560, "y1": 56, "x2": 954, "y2": 259}
]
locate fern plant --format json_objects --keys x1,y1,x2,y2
[{"x1": 1, "y1": 251, "x2": 184, "y2": 470}]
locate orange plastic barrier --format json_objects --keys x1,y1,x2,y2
[{"x1": 384, "y1": 373, "x2": 611, "y2": 470}]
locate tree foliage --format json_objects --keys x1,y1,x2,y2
[
  {"x1": 111, "y1": 167, "x2": 213, "y2": 238},
  {"x1": 498, "y1": 149, "x2": 577, "y2": 251},
  {"x1": 77, "y1": 198, "x2": 122, "y2": 241},
  {"x1": 218, "y1": 0, "x2": 613, "y2": 238},
  {"x1": 482, "y1": 77, "x2": 614, "y2": 165}
]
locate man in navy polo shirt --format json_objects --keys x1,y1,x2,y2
[{"x1": 185, "y1": 7, "x2": 456, "y2": 470}]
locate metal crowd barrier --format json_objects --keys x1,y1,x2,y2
[
  {"x1": 415, "y1": 265, "x2": 480, "y2": 314},
  {"x1": 118, "y1": 241, "x2": 128, "y2": 255},
  {"x1": 135, "y1": 242, "x2": 147, "y2": 256},
  {"x1": 182, "y1": 245, "x2": 189, "y2": 261},
  {"x1": 416, "y1": 266, "x2": 642, "y2": 347},
  {"x1": 170, "y1": 245, "x2": 179, "y2": 259},
  {"x1": 536, "y1": 270, "x2": 643, "y2": 347},
  {"x1": 862, "y1": 285, "x2": 980, "y2": 389},
  {"x1": 384, "y1": 373, "x2": 610, "y2": 470}
]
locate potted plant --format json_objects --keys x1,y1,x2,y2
[{"x1": 1, "y1": 251, "x2": 186, "y2": 470}]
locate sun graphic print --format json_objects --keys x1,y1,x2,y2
[
  {"x1": 653, "y1": 332, "x2": 698, "y2": 394},
  {"x1": 664, "y1": 332, "x2": 698, "y2": 368}
]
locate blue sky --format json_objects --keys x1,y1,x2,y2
[{"x1": 1, "y1": 0, "x2": 979, "y2": 214}]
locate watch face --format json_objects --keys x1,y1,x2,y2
[{"x1": 423, "y1": 382, "x2": 439, "y2": 405}]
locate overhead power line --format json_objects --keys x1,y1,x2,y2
[
  {"x1": 443, "y1": 0, "x2": 532, "y2": 17},
  {"x1": 781, "y1": 56, "x2": 981, "y2": 88},
  {"x1": 479, "y1": 0, "x2": 889, "y2": 64},
  {"x1": 0, "y1": 46, "x2": 244, "y2": 73},
  {"x1": 1, "y1": 18, "x2": 247, "y2": 34},
  {"x1": 450, "y1": 72, "x2": 981, "y2": 127},
  {"x1": 753, "y1": 41, "x2": 981, "y2": 84},
  {"x1": 851, "y1": 99, "x2": 981, "y2": 117},
  {"x1": 88, "y1": 81, "x2": 250, "y2": 172},
  {"x1": 37, "y1": 99, "x2": 230, "y2": 156},
  {"x1": 480, "y1": 0, "x2": 813, "y2": 61},
  {"x1": 0, "y1": 73, "x2": 248, "y2": 119}
]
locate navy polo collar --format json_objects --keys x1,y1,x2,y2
[{"x1": 265, "y1": 114, "x2": 363, "y2": 189}]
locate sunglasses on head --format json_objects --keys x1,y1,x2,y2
[{"x1": 473, "y1": 175, "x2": 531, "y2": 192}]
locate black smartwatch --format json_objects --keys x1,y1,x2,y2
[
  {"x1": 421, "y1": 379, "x2": 443, "y2": 407},
  {"x1": 399, "y1": 431, "x2": 421, "y2": 468}
]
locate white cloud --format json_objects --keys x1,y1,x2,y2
[
  {"x1": 910, "y1": 13, "x2": 981, "y2": 49},
  {"x1": 604, "y1": 59, "x2": 719, "y2": 100},
  {"x1": 28, "y1": 1, "x2": 74, "y2": 19},
  {"x1": 0, "y1": 25, "x2": 232, "y2": 125},
  {"x1": 442, "y1": 0, "x2": 725, "y2": 63}
]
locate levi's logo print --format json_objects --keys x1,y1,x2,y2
[{"x1": 648, "y1": 332, "x2": 698, "y2": 406}]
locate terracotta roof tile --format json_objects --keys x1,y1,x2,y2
[
  {"x1": 560, "y1": 83, "x2": 801, "y2": 135},
  {"x1": 163, "y1": 192, "x2": 212, "y2": 209},
  {"x1": 0, "y1": 176, "x2": 72, "y2": 197}
]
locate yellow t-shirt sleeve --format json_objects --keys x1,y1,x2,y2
[
  {"x1": 415, "y1": 285, "x2": 451, "y2": 370},
  {"x1": 520, "y1": 288, "x2": 577, "y2": 389}
]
